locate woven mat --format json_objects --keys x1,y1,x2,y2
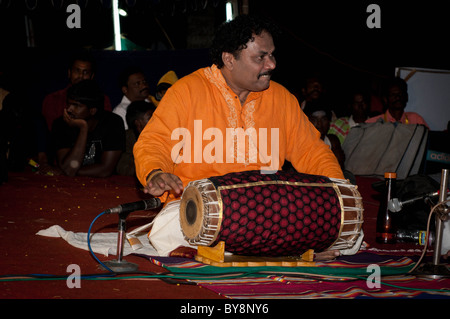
[{"x1": 140, "y1": 252, "x2": 450, "y2": 299}]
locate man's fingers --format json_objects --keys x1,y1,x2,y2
[
  {"x1": 146, "y1": 173, "x2": 184, "y2": 196},
  {"x1": 166, "y1": 174, "x2": 184, "y2": 194}
]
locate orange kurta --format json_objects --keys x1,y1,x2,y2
[{"x1": 134, "y1": 65, "x2": 344, "y2": 197}]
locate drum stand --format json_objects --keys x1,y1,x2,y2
[
  {"x1": 412, "y1": 169, "x2": 450, "y2": 279},
  {"x1": 101, "y1": 212, "x2": 139, "y2": 272},
  {"x1": 195, "y1": 241, "x2": 316, "y2": 267}
]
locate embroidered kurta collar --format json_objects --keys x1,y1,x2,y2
[{"x1": 205, "y1": 65, "x2": 263, "y2": 103}]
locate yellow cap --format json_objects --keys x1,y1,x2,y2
[
  {"x1": 384, "y1": 172, "x2": 397, "y2": 178},
  {"x1": 157, "y1": 70, "x2": 178, "y2": 86}
]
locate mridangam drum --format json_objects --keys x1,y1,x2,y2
[{"x1": 180, "y1": 170, "x2": 363, "y2": 256}]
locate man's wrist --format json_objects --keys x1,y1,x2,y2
[{"x1": 146, "y1": 169, "x2": 163, "y2": 183}]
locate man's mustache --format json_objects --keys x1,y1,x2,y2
[{"x1": 258, "y1": 70, "x2": 273, "y2": 79}]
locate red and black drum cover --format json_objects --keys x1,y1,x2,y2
[{"x1": 207, "y1": 170, "x2": 341, "y2": 256}]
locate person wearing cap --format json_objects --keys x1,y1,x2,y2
[
  {"x1": 52, "y1": 79, "x2": 125, "y2": 177},
  {"x1": 149, "y1": 70, "x2": 178, "y2": 107}
]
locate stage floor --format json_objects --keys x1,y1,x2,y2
[
  {"x1": 1, "y1": 169, "x2": 449, "y2": 305},
  {"x1": 0, "y1": 170, "x2": 222, "y2": 299}
]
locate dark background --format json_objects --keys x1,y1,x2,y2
[{"x1": 1, "y1": 0, "x2": 449, "y2": 114}]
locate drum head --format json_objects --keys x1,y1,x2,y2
[{"x1": 180, "y1": 185, "x2": 205, "y2": 240}]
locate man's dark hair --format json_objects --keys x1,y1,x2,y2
[
  {"x1": 118, "y1": 65, "x2": 145, "y2": 88},
  {"x1": 384, "y1": 76, "x2": 408, "y2": 96},
  {"x1": 67, "y1": 79, "x2": 104, "y2": 111},
  {"x1": 68, "y1": 50, "x2": 96, "y2": 73},
  {"x1": 210, "y1": 14, "x2": 280, "y2": 68},
  {"x1": 304, "y1": 99, "x2": 333, "y2": 121},
  {"x1": 125, "y1": 100, "x2": 156, "y2": 132}
]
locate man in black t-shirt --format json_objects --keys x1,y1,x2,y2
[{"x1": 52, "y1": 80, "x2": 125, "y2": 177}]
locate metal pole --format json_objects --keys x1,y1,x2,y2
[
  {"x1": 102, "y1": 215, "x2": 138, "y2": 272},
  {"x1": 413, "y1": 169, "x2": 450, "y2": 278},
  {"x1": 116, "y1": 218, "x2": 126, "y2": 262},
  {"x1": 433, "y1": 169, "x2": 449, "y2": 265}
]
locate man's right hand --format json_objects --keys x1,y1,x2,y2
[
  {"x1": 63, "y1": 108, "x2": 88, "y2": 129},
  {"x1": 144, "y1": 171, "x2": 184, "y2": 197}
]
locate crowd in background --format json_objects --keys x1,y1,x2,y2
[{"x1": 0, "y1": 49, "x2": 443, "y2": 185}]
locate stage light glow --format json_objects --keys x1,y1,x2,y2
[
  {"x1": 119, "y1": 9, "x2": 128, "y2": 17},
  {"x1": 112, "y1": 0, "x2": 122, "y2": 51},
  {"x1": 226, "y1": 2, "x2": 233, "y2": 21}
]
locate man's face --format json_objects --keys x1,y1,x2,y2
[
  {"x1": 387, "y1": 85, "x2": 408, "y2": 111},
  {"x1": 68, "y1": 60, "x2": 94, "y2": 85},
  {"x1": 303, "y1": 79, "x2": 323, "y2": 101},
  {"x1": 66, "y1": 99, "x2": 94, "y2": 120},
  {"x1": 351, "y1": 93, "x2": 368, "y2": 115},
  {"x1": 123, "y1": 73, "x2": 150, "y2": 102},
  {"x1": 228, "y1": 31, "x2": 276, "y2": 94},
  {"x1": 309, "y1": 111, "x2": 330, "y2": 139}
]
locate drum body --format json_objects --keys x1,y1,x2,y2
[{"x1": 180, "y1": 170, "x2": 363, "y2": 256}]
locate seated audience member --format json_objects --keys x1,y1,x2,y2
[
  {"x1": 300, "y1": 74, "x2": 337, "y2": 121},
  {"x1": 113, "y1": 66, "x2": 150, "y2": 130},
  {"x1": 365, "y1": 77, "x2": 429, "y2": 127},
  {"x1": 39, "y1": 51, "x2": 111, "y2": 175},
  {"x1": 149, "y1": 70, "x2": 178, "y2": 107},
  {"x1": 42, "y1": 51, "x2": 112, "y2": 131},
  {"x1": 305, "y1": 101, "x2": 345, "y2": 170},
  {"x1": 116, "y1": 100, "x2": 156, "y2": 176},
  {"x1": 329, "y1": 89, "x2": 370, "y2": 144},
  {"x1": 52, "y1": 80, "x2": 125, "y2": 177}
]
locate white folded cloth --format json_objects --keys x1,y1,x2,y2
[{"x1": 36, "y1": 225, "x2": 158, "y2": 257}]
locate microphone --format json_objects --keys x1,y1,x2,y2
[
  {"x1": 105, "y1": 198, "x2": 162, "y2": 214},
  {"x1": 388, "y1": 190, "x2": 447, "y2": 213}
]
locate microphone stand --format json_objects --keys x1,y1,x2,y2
[
  {"x1": 412, "y1": 169, "x2": 450, "y2": 279},
  {"x1": 101, "y1": 211, "x2": 139, "y2": 272}
]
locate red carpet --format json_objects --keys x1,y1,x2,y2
[
  {"x1": 1, "y1": 170, "x2": 448, "y2": 303},
  {"x1": 0, "y1": 170, "x2": 222, "y2": 299}
]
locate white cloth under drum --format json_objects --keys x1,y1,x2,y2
[
  {"x1": 147, "y1": 198, "x2": 364, "y2": 257},
  {"x1": 148, "y1": 199, "x2": 196, "y2": 256}
]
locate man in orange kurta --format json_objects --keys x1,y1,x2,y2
[
  {"x1": 135, "y1": 65, "x2": 343, "y2": 193},
  {"x1": 133, "y1": 15, "x2": 355, "y2": 257}
]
